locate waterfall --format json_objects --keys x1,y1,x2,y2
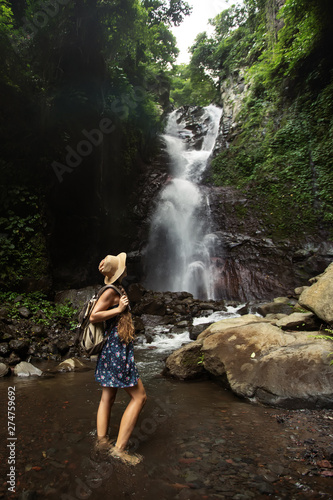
[{"x1": 144, "y1": 105, "x2": 223, "y2": 300}]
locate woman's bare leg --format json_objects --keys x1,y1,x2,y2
[
  {"x1": 111, "y1": 380, "x2": 147, "y2": 464},
  {"x1": 96, "y1": 387, "x2": 118, "y2": 440}
]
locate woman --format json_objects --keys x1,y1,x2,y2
[{"x1": 90, "y1": 252, "x2": 147, "y2": 465}]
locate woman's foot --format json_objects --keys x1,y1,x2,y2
[
  {"x1": 109, "y1": 445, "x2": 143, "y2": 465},
  {"x1": 94, "y1": 436, "x2": 115, "y2": 453}
]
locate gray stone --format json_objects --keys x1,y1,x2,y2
[
  {"x1": 18, "y1": 307, "x2": 31, "y2": 318},
  {"x1": 0, "y1": 342, "x2": 10, "y2": 356},
  {"x1": 257, "y1": 301, "x2": 294, "y2": 317},
  {"x1": 55, "y1": 286, "x2": 99, "y2": 311},
  {"x1": 13, "y1": 361, "x2": 43, "y2": 377},
  {"x1": 0, "y1": 362, "x2": 9, "y2": 377},
  {"x1": 294, "y1": 286, "x2": 309, "y2": 296},
  {"x1": 9, "y1": 339, "x2": 29, "y2": 357},
  {"x1": 275, "y1": 311, "x2": 320, "y2": 331},
  {"x1": 56, "y1": 358, "x2": 90, "y2": 372}
]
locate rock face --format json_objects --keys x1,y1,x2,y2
[
  {"x1": 130, "y1": 101, "x2": 333, "y2": 301},
  {"x1": 163, "y1": 264, "x2": 333, "y2": 408}
]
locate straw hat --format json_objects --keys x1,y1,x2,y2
[{"x1": 98, "y1": 252, "x2": 127, "y2": 284}]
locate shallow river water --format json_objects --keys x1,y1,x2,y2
[{"x1": 1, "y1": 310, "x2": 333, "y2": 500}]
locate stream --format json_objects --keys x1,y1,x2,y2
[{"x1": 1, "y1": 308, "x2": 333, "y2": 500}]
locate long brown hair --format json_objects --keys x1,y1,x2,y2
[{"x1": 116, "y1": 283, "x2": 135, "y2": 344}]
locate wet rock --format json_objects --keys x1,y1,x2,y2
[
  {"x1": 18, "y1": 306, "x2": 31, "y2": 318},
  {"x1": 31, "y1": 324, "x2": 47, "y2": 338},
  {"x1": 163, "y1": 342, "x2": 205, "y2": 380},
  {"x1": 0, "y1": 307, "x2": 9, "y2": 320},
  {"x1": 56, "y1": 358, "x2": 90, "y2": 372},
  {"x1": 13, "y1": 361, "x2": 43, "y2": 377},
  {"x1": 190, "y1": 324, "x2": 209, "y2": 340},
  {"x1": 237, "y1": 304, "x2": 249, "y2": 315},
  {"x1": 144, "y1": 300, "x2": 167, "y2": 316},
  {"x1": 55, "y1": 340, "x2": 69, "y2": 356},
  {"x1": 257, "y1": 300, "x2": 294, "y2": 317},
  {"x1": 127, "y1": 283, "x2": 146, "y2": 303},
  {"x1": 0, "y1": 342, "x2": 10, "y2": 357},
  {"x1": 7, "y1": 352, "x2": 21, "y2": 365},
  {"x1": 9, "y1": 339, "x2": 30, "y2": 357},
  {"x1": 0, "y1": 321, "x2": 16, "y2": 340},
  {"x1": 55, "y1": 286, "x2": 99, "y2": 311},
  {"x1": 0, "y1": 362, "x2": 9, "y2": 377},
  {"x1": 141, "y1": 314, "x2": 171, "y2": 328},
  {"x1": 276, "y1": 311, "x2": 321, "y2": 331},
  {"x1": 133, "y1": 315, "x2": 145, "y2": 332},
  {"x1": 299, "y1": 263, "x2": 333, "y2": 323}
]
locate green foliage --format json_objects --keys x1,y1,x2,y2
[
  {"x1": 169, "y1": 63, "x2": 217, "y2": 107},
  {"x1": 0, "y1": 291, "x2": 78, "y2": 330},
  {"x1": 211, "y1": 88, "x2": 333, "y2": 238},
  {"x1": 197, "y1": 352, "x2": 205, "y2": 365},
  {"x1": 0, "y1": 0, "x2": 194, "y2": 291},
  {"x1": 143, "y1": 0, "x2": 191, "y2": 27},
  {"x1": 203, "y1": 0, "x2": 333, "y2": 239},
  {"x1": 0, "y1": 184, "x2": 48, "y2": 288}
]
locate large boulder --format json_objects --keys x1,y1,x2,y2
[
  {"x1": 299, "y1": 263, "x2": 333, "y2": 323},
  {"x1": 164, "y1": 316, "x2": 333, "y2": 408},
  {"x1": 55, "y1": 286, "x2": 99, "y2": 311},
  {"x1": 197, "y1": 314, "x2": 268, "y2": 340},
  {"x1": 201, "y1": 323, "x2": 333, "y2": 407}
]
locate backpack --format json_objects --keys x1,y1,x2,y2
[{"x1": 77, "y1": 284, "x2": 122, "y2": 356}]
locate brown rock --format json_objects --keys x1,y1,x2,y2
[
  {"x1": 276, "y1": 312, "x2": 321, "y2": 331},
  {"x1": 299, "y1": 263, "x2": 333, "y2": 323},
  {"x1": 163, "y1": 341, "x2": 205, "y2": 380},
  {"x1": 197, "y1": 314, "x2": 266, "y2": 340},
  {"x1": 201, "y1": 322, "x2": 333, "y2": 407}
]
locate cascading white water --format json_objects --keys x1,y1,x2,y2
[{"x1": 144, "y1": 105, "x2": 222, "y2": 299}]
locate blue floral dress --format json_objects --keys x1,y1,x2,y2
[{"x1": 95, "y1": 316, "x2": 139, "y2": 388}]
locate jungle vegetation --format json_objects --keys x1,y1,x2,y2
[
  {"x1": 0, "y1": 0, "x2": 191, "y2": 289},
  {"x1": 0, "y1": 0, "x2": 332, "y2": 290},
  {"x1": 171, "y1": 0, "x2": 333, "y2": 239}
]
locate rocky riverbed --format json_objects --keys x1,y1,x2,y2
[
  {"x1": 0, "y1": 364, "x2": 332, "y2": 500},
  {"x1": 0, "y1": 285, "x2": 228, "y2": 371}
]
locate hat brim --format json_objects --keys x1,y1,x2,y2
[{"x1": 104, "y1": 252, "x2": 127, "y2": 284}]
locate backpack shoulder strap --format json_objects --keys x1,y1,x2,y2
[{"x1": 96, "y1": 284, "x2": 122, "y2": 299}]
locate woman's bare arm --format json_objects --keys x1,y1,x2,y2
[{"x1": 90, "y1": 288, "x2": 129, "y2": 323}]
